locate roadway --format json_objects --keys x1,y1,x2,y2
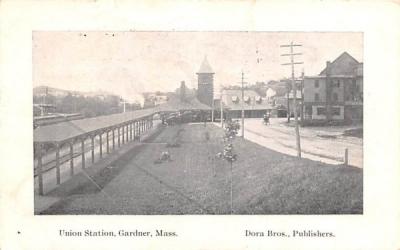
[{"x1": 238, "y1": 118, "x2": 363, "y2": 168}]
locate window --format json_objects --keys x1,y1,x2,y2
[
  {"x1": 231, "y1": 96, "x2": 239, "y2": 103},
  {"x1": 314, "y1": 80, "x2": 319, "y2": 88},
  {"x1": 336, "y1": 80, "x2": 340, "y2": 88},
  {"x1": 333, "y1": 92, "x2": 338, "y2": 101},
  {"x1": 315, "y1": 93, "x2": 320, "y2": 101},
  {"x1": 317, "y1": 107, "x2": 326, "y2": 115},
  {"x1": 243, "y1": 96, "x2": 250, "y2": 103},
  {"x1": 306, "y1": 106, "x2": 312, "y2": 115},
  {"x1": 332, "y1": 107, "x2": 341, "y2": 116}
]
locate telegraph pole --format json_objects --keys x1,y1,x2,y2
[
  {"x1": 121, "y1": 97, "x2": 126, "y2": 113},
  {"x1": 240, "y1": 71, "x2": 246, "y2": 138},
  {"x1": 286, "y1": 82, "x2": 290, "y2": 123},
  {"x1": 212, "y1": 98, "x2": 215, "y2": 122},
  {"x1": 220, "y1": 89, "x2": 224, "y2": 127},
  {"x1": 300, "y1": 69, "x2": 305, "y2": 123},
  {"x1": 281, "y1": 42, "x2": 303, "y2": 158}
]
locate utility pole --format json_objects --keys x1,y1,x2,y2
[
  {"x1": 286, "y1": 81, "x2": 290, "y2": 123},
  {"x1": 240, "y1": 71, "x2": 246, "y2": 138},
  {"x1": 41, "y1": 86, "x2": 49, "y2": 116},
  {"x1": 211, "y1": 94, "x2": 215, "y2": 122},
  {"x1": 281, "y1": 42, "x2": 303, "y2": 158},
  {"x1": 121, "y1": 97, "x2": 126, "y2": 113},
  {"x1": 300, "y1": 69, "x2": 305, "y2": 123},
  {"x1": 220, "y1": 90, "x2": 224, "y2": 127}
]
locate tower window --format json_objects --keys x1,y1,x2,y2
[{"x1": 314, "y1": 80, "x2": 319, "y2": 88}]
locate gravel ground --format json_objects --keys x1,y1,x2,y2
[{"x1": 42, "y1": 123, "x2": 363, "y2": 215}]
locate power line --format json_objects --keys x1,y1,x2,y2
[{"x1": 281, "y1": 42, "x2": 303, "y2": 158}]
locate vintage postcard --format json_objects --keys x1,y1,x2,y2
[
  {"x1": 32, "y1": 31, "x2": 363, "y2": 216},
  {"x1": 1, "y1": 1, "x2": 399, "y2": 250}
]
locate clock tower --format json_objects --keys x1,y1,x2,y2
[{"x1": 196, "y1": 56, "x2": 214, "y2": 107}]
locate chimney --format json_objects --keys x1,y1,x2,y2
[
  {"x1": 326, "y1": 61, "x2": 331, "y2": 75},
  {"x1": 325, "y1": 61, "x2": 332, "y2": 121}
]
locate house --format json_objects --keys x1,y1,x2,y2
[
  {"x1": 218, "y1": 89, "x2": 274, "y2": 119},
  {"x1": 266, "y1": 85, "x2": 288, "y2": 117},
  {"x1": 266, "y1": 79, "x2": 305, "y2": 118},
  {"x1": 142, "y1": 92, "x2": 170, "y2": 108},
  {"x1": 303, "y1": 52, "x2": 363, "y2": 122},
  {"x1": 33, "y1": 103, "x2": 56, "y2": 116}
]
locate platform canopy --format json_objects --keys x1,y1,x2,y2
[{"x1": 34, "y1": 108, "x2": 157, "y2": 144}]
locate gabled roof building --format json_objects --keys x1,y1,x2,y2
[
  {"x1": 303, "y1": 52, "x2": 363, "y2": 122},
  {"x1": 218, "y1": 89, "x2": 274, "y2": 119}
]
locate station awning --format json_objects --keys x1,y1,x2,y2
[{"x1": 34, "y1": 108, "x2": 157, "y2": 144}]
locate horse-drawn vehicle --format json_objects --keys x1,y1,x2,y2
[{"x1": 263, "y1": 113, "x2": 270, "y2": 125}]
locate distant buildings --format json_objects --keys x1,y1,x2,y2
[
  {"x1": 303, "y1": 52, "x2": 363, "y2": 122},
  {"x1": 194, "y1": 57, "x2": 274, "y2": 119},
  {"x1": 143, "y1": 92, "x2": 169, "y2": 108},
  {"x1": 33, "y1": 103, "x2": 56, "y2": 116},
  {"x1": 265, "y1": 82, "x2": 289, "y2": 117},
  {"x1": 219, "y1": 89, "x2": 273, "y2": 118},
  {"x1": 149, "y1": 51, "x2": 363, "y2": 124}
]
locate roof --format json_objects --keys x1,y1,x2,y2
[
  {"x1": 221, "y1": 89, "x2": 274, "y2": 111},
  {"x1": 319, "y1": 52, "x2": 362, "y2": 76},
  {"x1": 304, "y1": 75, "x2": 356, "y2": 79},
  {"x1": 155, "y1": 94, "x2": 212, "y2": 112},
  {"x1": 197, "y1": 56, "x2": 214, "y2": 74},
  {"x1": 213, "y1": 99, "x2": 229, "y2": 110},
  {"x1": 267, "y1": 86, "x2": 287, "y2": 97},
  {"x1": 34, "y1": 108, "x2": 156, "y2": 143}
]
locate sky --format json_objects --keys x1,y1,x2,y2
[{"x1": 33, "y1": 31, "x2": 363, "y2": 102}]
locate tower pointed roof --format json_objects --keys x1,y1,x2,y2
[{"x1": 197, "y1": 56, "x2": 214, "y2": 74}]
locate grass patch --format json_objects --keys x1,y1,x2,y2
[{"x1": 42, "y1": 123, "x2": 362, "y2": 214}]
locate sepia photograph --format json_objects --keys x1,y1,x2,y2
[
  {"x1": 32, "y1": 31, "x2": 363, "y2": 215},
  {"x1": 2, "y1": 0, "x2": 400, "y2": 249}
]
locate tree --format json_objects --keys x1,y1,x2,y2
[{"x1": 217, "y1": 120, "x2": 240, "y2": 214}]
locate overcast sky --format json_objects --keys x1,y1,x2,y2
[{"x1": 33, "y1": 31, "x2": 363, "y2": 102}]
